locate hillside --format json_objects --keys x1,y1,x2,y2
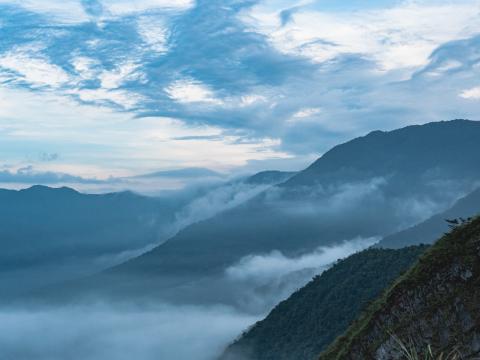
[
  {"x1": 320, "y1": 216, "x2": 480, "y2": 359},
  {"x1": 0, "y1": 185, "x2": 181, "y2": 295},
  {"x1": 286, "y1": 119, "x2": 480, "y2": 187},
  {"x1": 69, "y1": 120, "x2": 480, "y2": 304},
  {"x1": 377, "y1": 187, "x2": 480, "y2": 249},
  {"x1": 219, "y1": 246, "x2": 428, "y2": 360},
  {"x1": 1, "y1": 170, "x2": 292, "y2": 297}
]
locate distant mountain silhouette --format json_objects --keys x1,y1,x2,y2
[
  {"x1": 286, "y1": 119, "x2": 480, "y2": 187},
  {"x1": 1, "y1": 168, "x2": 294, "y2": 297},
  {"x1": 52, "y1": 120, "x2": 480, "y2": 305},
  {"x1": 134, "y1": 167, "x2": 224, "y2": 179},
  {"x1": 376, "y1": 187, "x2": 480, "y2": 249},
  {"x1": 244, "y1": 171, "x2": 296, "y2": 185},
  {"x1": 0, "y1": 185, "x2": 181, "y2": 295}
]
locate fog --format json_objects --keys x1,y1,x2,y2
[
  {"x1": 223, "y1": 237, "x2": 379, "y2": 312},
  {"x1": 226, "y1": 237, "x2": 379, "y2": 284},
  {"x1": 2, "y1": 176, "x2": 474, "y2": 358},
  {"x1": 0, "y1": 303, "x2": 258, "y2": 360},
  {"x1": 171, "y1": 181, "x2": 270, "y2": 234},
  {"x1": 0, "y1": 238, "x2": 380, "y2": 360}
]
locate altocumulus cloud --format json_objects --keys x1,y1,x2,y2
[{"x1": 0, "y1": 0, "x2": 479, "y2": 178}]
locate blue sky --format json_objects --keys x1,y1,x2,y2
[{"x1": 0, "y1": 0, "x2": 479, "y2": 192}]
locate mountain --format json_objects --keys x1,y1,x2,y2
[
  {"x1": 135, "y1": 167, "x2": 224, "y2": 179},
  {"x1": 244, "y1": 171, "x2": 297, "y2": 185},
  {"x1": 0, "y1": 185, "x2": 182, "y2": 295},
  {"x1": 1, "y1": 169, "x2": 293, "y2": 298},
  {"x1": 320, "y1": 216, "x2": 480, "y2": 359},
  {"x1": 376, "y1": 187, "x2": 480, "y2": 248},
  {"x1": 286, "y1": 119, "x2": 480, "y2": 188},
  {"x1": 64, "y1": 120, "x2": 480, "y2": 305},
  {"x1": 219, "y1": 246, "x2": 428, "y2": 360}
]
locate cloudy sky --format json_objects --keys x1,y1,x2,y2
[{"x1": 0, "y1": 0, "x2": 479, "y2": 191}]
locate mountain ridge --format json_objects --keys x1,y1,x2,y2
[
  {"x1": 44, "y1": 120, "x2": 480, "y2": 306},
  {"x1": 219, "y1": 245, "x2": 428, "y2": 360},
  {"x1": 320, "y1": 216, "x2": 480, "y2": 359}
]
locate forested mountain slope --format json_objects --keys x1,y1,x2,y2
[
  {"x1": 74, "y1": 120, "x2": 480, "y2": 303},
  {"x1": 219, "y1": 246, "x2": 428, "y2": 360},
  {"x1": 320, "y1": 217, "x2": 480, "y2": 359}
]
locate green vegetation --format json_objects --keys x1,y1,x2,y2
[
  {"x1": 392, "y1": 336, "x2": 460, "y2": 360},
  {"x1": 320, "y1": 217, "x2": 480, "y2": 359},
  {"x1": 220, "y1": 245, "x2": 428, "y2": 360}
]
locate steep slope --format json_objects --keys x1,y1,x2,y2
[
  {"x1": 287, "y1": 119, "x2": 480, "y2": 187},
  {"x1": 377, "y1": 187, "x2": 480, "y2": 249},
  {"x1": 76, "y1": 120, "x2": 480, "y2": 303},
  {"x1": 219, "y1": 246, "x2": 428, "y2": 360},
  {"x1": 320, "y1": 217, "x2": 480, "y2": 359},
  {"x1": 245, "y1": 171, "x2": 296, "y2": 185}
]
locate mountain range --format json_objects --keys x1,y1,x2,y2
[
  {"x1": 51, "y1": 120, "x2": 480, "y2": 306},
  {"x1": 221, "y1": 217, "x2": 480, "y2": 360},
  {"x1": 0, "y1": 170, "x2": 292, "y2": 296}
]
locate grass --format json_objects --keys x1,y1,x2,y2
[
  {"x1": 392, "y1": 335, "x2": 460, "y2": 360},
  {"x1": 319, "y1": 216, "x2": 480, "y2": 359}
]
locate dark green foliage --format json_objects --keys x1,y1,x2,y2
[
  {"x1": 320, "y1": 217, "x2": 480, "y2": 359},
  {"x1": 220, "y1": 246, "x2": 428, "y2": 360}
]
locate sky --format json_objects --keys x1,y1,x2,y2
[{"x1": 0, "y1": 0, "x2": 479, "y2": 192}]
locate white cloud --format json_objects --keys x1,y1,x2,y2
[
  {"x1": 0, "y1": 48, "x2": 70, "y2": 87},
  {"x1": 0, "y1": 86, "x2": 289, "y2": 189},
  {"x1": 0, "y1": 303, "x2": 257, "y2": 360},
  {"x1": 99, "y1": 62, "x2": 143, "y2": 89},
  {"x1": 172, "y1": 182, "x2": 271, "y2": 233},
  {"x1": 137, "y1": 15, "x2": 170, "y2": 53},
  {"x1": 102, "y1": 0, "x2": 195, "y2": 16},
  {"x1": 243, "y1": 1, "x2": 480, "y2": 71},
  {"x1": 165, "y1": 79, "x2": 223, "y2": 104},
  {"x1": 292, "y1": 107, "x2": 321, "y2": 118},
  {"x1": 225, "y1": 236, "x2": 379, "y2": 284},
  {"x1": 68, "y1": 88, "x2": 142, "y2": 109},
  {"x1": 0, "y1": 0, "x2": 89, "y2": 23},
  {"x1": 460, "y1": 86, "x2": 480, "y2": 100},
  {"x1": 71, "y1": 56, "x2": 100, "y2": 80},
  {"x1": 239, "y1": 94, "x2": 268, "y2": 107},
  {"x1": 0, "y1": 0, "x2": 194, "y2": 21}
]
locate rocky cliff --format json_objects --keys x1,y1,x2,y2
[
  {"x1": 219, "y1": 246, "x2": 428, "y2": 360},
  {"x1": 320, "y1": 217, "x2": 480, "y2": 359}
]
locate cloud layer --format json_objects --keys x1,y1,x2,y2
[
  {"x1": 0, "y1": 0, "x2": 479, "y2": 183},
  {"x1": 0, "y1": 303, "x2": 257, "y2": 360}
]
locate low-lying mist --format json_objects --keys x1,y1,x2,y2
[
  {"x1": 0, "y1": 303, "x2": 257, "y2": 360},
  {"x1": 1, "y1": 237, "x2": 379, "y2": 360},
  {"x1": 223, "y1": 237, "x2": 379, "y2": 312}
]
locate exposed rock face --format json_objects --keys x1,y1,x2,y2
[
  {"x1": 219, "y1": 246, "x2": 427, "y2": 360},
  {"x1": 320, "y1": 217, "x2": 480, "y2": 360}
]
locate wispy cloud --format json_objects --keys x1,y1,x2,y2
[{"x1": 0, "y1": 0, "x2": 479, "y2": 181}]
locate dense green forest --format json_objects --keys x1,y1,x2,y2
[
  {"x1": 320, "y1": 217, "x2": 480, "y2": 359},
  {"x1": 221, "y1": 245, "x2": 428, "y2": 360}
]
